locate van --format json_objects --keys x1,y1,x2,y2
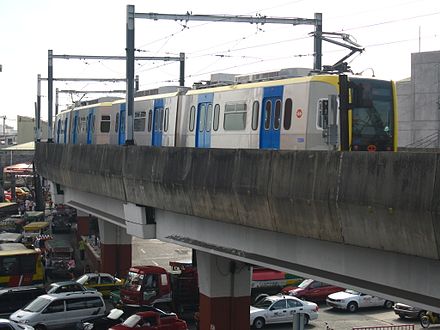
[
  {"x1": 0, "y1": 286, "x2": 46, "y2": 317},
  {"x1": 9, "y1": 291, "x2": 105, "y2": 329}
]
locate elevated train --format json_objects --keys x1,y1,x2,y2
[{"x1": 55, "y1": 69, "x2": 397, "y2": 151}]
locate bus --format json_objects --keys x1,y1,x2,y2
[{"x1": 0, "y1": 243, "x2": 44, "y2": 287}]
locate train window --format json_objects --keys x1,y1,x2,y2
[
  {"x1": 92, "y1": 115, "x2": 96, "y2": 132},
  {"x1": 164, "y1": 108, "x2": 169, "y2": 132},
  {"x1": 274, "y1": 100, "x2": 281, "y2": 130},
  {"x1": 213, "y1": 104, "x2": 220, "y2": 131},
  {"x1": 206, "y1": 104, "x2": 213, "y2": 132},
  {"x1": 264, "y1": 100, "x2": 272, "y2": 130},
  {"x1": 224, "y1": 102, "x2": 247, "y2": 131},
  {"x1": 160, "y1": 108, "x2": 164, "y2": 131},
  {"x1": 316, "y1": 98, "x2": 328, "y2": 129},
  {"x1": 100, "y1": 115, "x2": 111, "y2": 133},
  {"x1": 198, "y1": 104, "x2": 206, "y2": 132},
  {"x1": 147, "y1": 110, "x2": 152, "y2": 132},
  {"x1": 189, "y1": 106, "x2": 195, "y2": 132},
  {"x1": 251, "y1": 101, "x2": 259, "y2": 130},
  {"x1": 284, "y1": 98, "x2": 293, "y2": 130},
  {"x1": 115, "y1": 113, "x2": 119, "y2": 133},
  {"x1": 134, "y1": 111, "x2": 146, "y2": 132}
]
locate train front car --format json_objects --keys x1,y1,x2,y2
[{"x1": 347, "y1": 77, "x2": 397, "y2": 151}]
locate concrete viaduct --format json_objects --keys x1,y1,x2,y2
[{"x1": 35, "y1": 142, "x2": 440, "y2": 329}]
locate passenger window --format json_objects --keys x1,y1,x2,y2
[
  {"x1": 198, "y1": 104, "x2": 206, "y2": 132},
  {"x1": 287, "y1": 299, "x2": 303, "y2": 308},
  {"x1": 213, "y1": 104, "x2": 220, "y2": 131},
  {"x1": 44, "y1": 300, "x2": 64, "y2": 313},
  {"x1": 164, "y1": 108, "x2": 169, "y2": 132},
  {"x1": 189, "y1": 106, "x2": 195, "y2": 132},
  {"x1": 264, "y1": 101, "x2": 272, "y2": 130},
  {"x1": 100, "y1": 115, "x2": 111, "y2": 133},
  {"x1": 0, "y1": 324, "x2": 14, "y2": 330},
  {"x1": 206, "y1": 104, "x2": 213, "y2": 132},
  {"x1": 85, "y1": 297, "x2": 103, "y2": 308},
  {"x1": 147, "y1": 110, "x2": 152, "y2": 132},
  {"x1": 66, "y1": 298, "x2": 87, "y2": 311},
  {"x1": 87, "y1": 277, "x2": 98, "y2": 285},
  {"x1": 115, "y1": 113, "x2": 119, "y2": 133},
  {"x1": 274, "y1": 99, "x2": 281, "y2": 130},
  {"x1": 284, "y1": 98, "x2": 293, "y2": 130},
  {"x1": 271, "y1": 300, "x2": 287, "y2": 310},
  {"x1": 100, "y1": 276, "x2": 114, "y2": 284},
  {"x1": 251, "y1": 101, "x2": 259, "y2": 131}
]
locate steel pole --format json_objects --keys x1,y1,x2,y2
[
  {"x1": 313, "y1": 13, "x2": 323, "y2": 72},
  {"x1": 48, "y1": 50, "x2": 53, "y2": 142},
  {"x1": 125, "y1": 4, "x2": 135, "y2": 145},
  {"x1": 36, "y1": 74, "x2": 41, "y2": 142},
  {"x1": 179, "y1": 52, "x2": 185, "y2": 87}
]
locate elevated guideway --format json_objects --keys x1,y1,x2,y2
[{"x1": 35, "y1": 143, "x2": 440, "y2": 312}]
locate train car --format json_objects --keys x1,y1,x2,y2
[
  {"x1": 111, "y1": 87, "x2": 185, "y2": 146},
  {"x1": 179, "y1": 73, "x2": 396, "y2": 151},
  {"x1": 55, "y1": 69, "x2": 397, "y2": 152},
  {"x1": 55, "y1": 108, "x2": 71, "y2": 144}
]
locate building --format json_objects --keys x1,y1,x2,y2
[
  {"x1": 17, "y1": 116, "x2": 48, "y2": 144},
  {"x1": 397, "y1": 50, "x2": 440, "y2": 148}
]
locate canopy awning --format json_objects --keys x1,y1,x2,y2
[{"x1": 4, "y1": 162, "x2": 33, "y2": 175}]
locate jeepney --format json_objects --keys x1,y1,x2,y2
[{"x1": 44, "y1": 240, "x2": 75, "y2": 277}]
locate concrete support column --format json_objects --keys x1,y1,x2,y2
[
  {"x1": 197, "y1": 251, "x2": 251, "y2": 330},
  {"x1": 76, "y1": 211, "x2": 90, "y2": 238},
  {"x1": 98, "y1": 219, "x2": 132, "y2": 277}
]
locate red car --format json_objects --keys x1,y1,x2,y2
[
  {"x1": 282, "y1": 279, "x2": 343, "y2": 302},
  {"x1": 109, "y1": 311, "x2": 188, "y2": 330}
]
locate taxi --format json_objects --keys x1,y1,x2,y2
[{"x1": 76, "y1": 272, "x2": 123, "y2": 297}]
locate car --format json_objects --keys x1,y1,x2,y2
[
  {"x1": 109, "y1": 310, "x2": 187, "y2": 330},
  {"x1": 76, "y1": 273, "x2": 123, "y2": 298},
  {"x1": 326, "y1": 289, "x2": 394, "y2": 312},
  {"x1": 10, "y1": 291, "x2": 106, "y2": 329},
  {"x1": 77, "y1": 307, "x2": 176, "y2": 330},
  {"x1": 46, "y1": 281, "x2": 92, "y2": 294},
  {"x1": 282, "y1": 279, "x2": 344, "y2": 302},
  {"x1": 393, "y1": 302, "x2": 426, "y2": 319},
  {"x1": 0, "y1": 286, "x2": 46, "y2": 317},
  {"x1": 0, "y1": 318, "x2": 34, "y2": 330},
  {"x1": 250, "y1": 294, "x2": 318, "y2": 329}
]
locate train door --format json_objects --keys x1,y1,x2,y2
[
  {"x1": 260, "y1": 86, "x2": 283, "y2": 149},
  {"x1": 118, "y1": 104, "x2": 126, "y2": 145},
  {"x1": 86, "y1": 109, "x2": 95, "y2": 144},
  {"x1": 72, "y1": 112, "x2": 79, "y2": 144},
  {"x1": 195, "y1": 93, "x2": 214, "y2": 148},
  {"x1": 152, "y1": 99, "x2": 163, "y2": 146}
]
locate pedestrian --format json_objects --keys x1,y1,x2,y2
[{"x1": 79, "y1": 238, "x2": 86, "y2": 261}]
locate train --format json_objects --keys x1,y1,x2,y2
[{"x1": 54, "y1": 68, "x2": 398, "y2": 151}]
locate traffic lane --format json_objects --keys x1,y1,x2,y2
[{"x1": 187, "y1": 305, "x2": 422, "y2": 330}]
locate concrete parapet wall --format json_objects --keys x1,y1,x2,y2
[{"x1": 35, "y1": 143, "x2": 440, "y2": 260}]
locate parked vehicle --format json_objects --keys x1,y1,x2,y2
[
  {"x1": 113, "y1": 261, "x2": 300, "y2": 315},
  {"x1": 421, "y1": 311, "x2": 440, "y2": 328},
  {"x1": 109, "y1": 310, "x2": 188, "y2": 330},
  {"x1": 0, "y1": 318, "x2": 34, "y2": 330},
  {"x1": 0, "y1": 286, "x2": 46, "y2": 317},
  {"x1": 393, "y1": 302, "x2": 425, "y2": 319},
  {"x1": 250, "y1": 294, "x2": 318, "y2": 329},
  {"x1": 77, "y1": 307, "x2": 175, "y2": 330},
  {"x1": 44, "y1": 240, "x2": 75, "y2": 278},
  {"x1": 326, "y1": 289, "x2": 393, "y2": 312},
  {"x1": 282, "y1": 279, "x2": 343, "y2": 302},
  {"x1": 76, "y1": 273, "x2": 123, "y2": 298},
  {"x1": 46, "y1": 281, "x2": 91, "y2": 294},
  {"x1": 0, "y1": 233, "x2": 23, "y2": 244},
  {"x1": 10, "y1": 291, "x2": 106, "y2": 329}
]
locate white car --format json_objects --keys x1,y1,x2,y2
[
  {"x1": 0, "y1": 319, "x2": 34, "y2": 330},
  {"x1": 326, "y1": 289, "x2": 394, "y2": 312},
  {"x1": 250, "y1": 294, "x2": 318, "y2": 329}
]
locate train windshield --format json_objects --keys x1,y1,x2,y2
[{"x1": 350, "y1": 78, "x2": 394, "y2": 151}]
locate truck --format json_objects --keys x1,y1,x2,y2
[{"x1": 111, "y1": 260, "x2": 302, "y2": 316}]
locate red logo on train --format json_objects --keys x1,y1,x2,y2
[{"x1": 296, "y1": 109, "x2": 303, "y2": 118}]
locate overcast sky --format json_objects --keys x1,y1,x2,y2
[{"x1": 1, "y1": 0, "x2": 439, "y2": 127}]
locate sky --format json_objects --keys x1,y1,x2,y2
[{"x1": 0, "y1": 0, "x2": 439, "y2": 128}]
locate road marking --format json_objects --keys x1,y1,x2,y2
[
  {"x1": 152, "y1": 260, "x2": 159, "y2": 266},
  {"x1": 140, "y1": 248, "x2": 146, "y2": 254}
]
